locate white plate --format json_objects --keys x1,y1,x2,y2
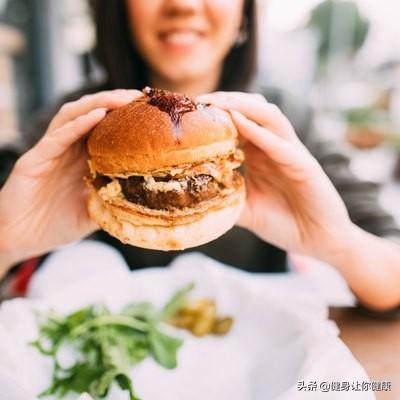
[{"x1": 0, "y1": 242, "x2": 374, "y2": 400}]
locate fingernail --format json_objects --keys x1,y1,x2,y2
[
  {"x1": 90, "y1": 108, "x2": 107, "y2": 117},
  {"x1": 112, "y1": 90, "x2": 136, "y2": 100},
  {"x1": 117, "y1": 93, "x2": 136, "y2": 101}
]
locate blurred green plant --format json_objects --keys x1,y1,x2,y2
[
  {"x1": 345, "y1": 106, "x2": 400, "y2": 151},
  {"x1": 308, "y1": 0, "x2": 370, "y2": 62},
  {"x1": 345, "y1": 107, "x2": 389, "y2": 127}
]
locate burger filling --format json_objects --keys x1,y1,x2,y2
[
  {"x1": 120, "y1": 174, "x2": 224, "y2": 209},
  {"x1": 92, "y1": 152, "x2": 243, "y2": 211}
]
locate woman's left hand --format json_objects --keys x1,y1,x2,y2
[{"x1": 197, "y1": 92, "x2": 353, "y2": 261}]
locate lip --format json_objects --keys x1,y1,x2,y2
[{"x1": 157, "y1": 28, "x2": 206, "y2": 52}]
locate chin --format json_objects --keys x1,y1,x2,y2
[
  {"x1": 86, "y1": 87, "x2": 245, "y2": 251},
  {"x1": 153, "y1": 56, "x2": 215, "y2": 84}
]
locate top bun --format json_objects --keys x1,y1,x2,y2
[{"x1": 87, "y1": 88, "x2": 238, "y2": 175}]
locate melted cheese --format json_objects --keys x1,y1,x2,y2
[
  {"x1": 98, "y1": 180, "x2": 122, "y2": 200},
  {"x1": 143, "y1": 176, "x2": 188, "y2": 193}
]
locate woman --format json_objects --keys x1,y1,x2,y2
[{"x1": 0, "y1": 0, "x2": 400, "y2": 311}]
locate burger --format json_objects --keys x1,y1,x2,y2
[{"x1": 86, "y1": 87, "x2": 245, "y2": 250}]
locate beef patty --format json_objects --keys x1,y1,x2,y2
[{"x1": 119, "y1": 174, "x2": 221, "y2": 210}]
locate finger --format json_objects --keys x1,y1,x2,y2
[
  {"x1": 79, "y1": 186, "x2": 100, "y2": 232},
  {"x1": 34, "y1": 108, "x2": 107, "y2": 162},
  {"x1": 48, "y1": 89, "x2": 142, "y2": 132},
  {"x1": 237, "y1": 202, "x2": 252, "y2": 230},
  {"x1": 198, "y1": 92, "x2": 298, "y2": 141},
  {"x1": 238, "y1": 135, "x2": 248, "y2": 147},
  {"x1": 231, "y1": 110, "x2": 308, "y2": 167}
]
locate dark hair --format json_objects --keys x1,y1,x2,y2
[{"x1": 90, "y1": 0, "x2": 257, "y2": 91}]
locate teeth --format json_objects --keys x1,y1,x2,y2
[{"x1": 164, "y1": 31, "x2": 199, "y2": 45}]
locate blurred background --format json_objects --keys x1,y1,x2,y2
[{"x1": 0, "y1": 0, "x2": 399, "y2": 221}]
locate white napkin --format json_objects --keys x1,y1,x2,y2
[{"x1": 0, "y1": 241, "x2": 374, "y2": 400}]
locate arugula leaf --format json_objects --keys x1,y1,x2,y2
[
  {"x1": 159, "y1": 282, "x2": 195, "y2": 321},
  {"x1": 90, "y1": 368, "x2": 120, "y2": 397},
  {"x1": 39, "y1": 361, "x2": 104, "y2": 398},
  {"x1": 149, "y1": 327, "x2": 183, "y2": 369},
  {"x1": 65, "y1": 306, "x2": 99, "y2": 330},
  {"x1": 122, "y1": 302, "x2": 157, "y2": 321},
  {"x1": 32, "y1": 284, "x2": 192, "y2": 400},
  {"x1": 116, "y1": 374, "x2": 140, "y2": 400},
  {"x1": 70, "y1": 314, "x2": 149, "y2": 338}
]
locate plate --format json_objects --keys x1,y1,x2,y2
[{"x1": 0, "y1": 242, "x2": 373, "y2": 399}]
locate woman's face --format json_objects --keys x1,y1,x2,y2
[{"x1": 126, "y1": 0, "x2": 245, "y2": 87}]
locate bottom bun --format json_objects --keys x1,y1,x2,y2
[{"x1": 87, "y1": 187, "x2": 245, "y2": 251}]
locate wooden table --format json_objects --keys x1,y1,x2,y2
[{"x1": 329, "y1": 307, "x2": 400, "y2": 400}]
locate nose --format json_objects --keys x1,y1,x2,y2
[{"x1": 162, "y1": 0, "x2": 204, "y2": 17}]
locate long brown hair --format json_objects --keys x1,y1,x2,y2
[{"x1": 90, "y1": 0, "x2": 257, "y2": 91}]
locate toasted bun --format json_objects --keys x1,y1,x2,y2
[
  {"x1": 87, "y1": 99, "x2": 238, "y2": 175},
  {"x1": 87, "y1": 180, "x2": 245, "y2": 251},
  {"x1": 86, "y1": 88, "x2": 245, "y2": 250}
]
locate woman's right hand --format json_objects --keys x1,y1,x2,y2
[{"x1": 0, "y1": 89, "x2": 142, "y2": 272}]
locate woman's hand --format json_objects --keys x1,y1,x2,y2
[
  {"x1": 0, "y1": 89, "x2": 142, "y2": 270},
  {"x1": 198, "y1": 92, "x2": 353, "y2": 262}
]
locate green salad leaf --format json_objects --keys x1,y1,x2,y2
[
  {"x1": 149, "y1": 327, "x2": 183, "y2": 369},
  {"x1": 31, "y1": 283, "x2": 194, "y2": 400},
  {"x1": 159, "y1": 283, "x2": 195, "y2": 321}
]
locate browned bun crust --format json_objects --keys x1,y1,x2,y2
[
  {"x1": 86, "y1": 179, "x2": 245, "y2": 251},
  {"x1": 87, "y1": 99, "x2": 238, "y2": 175}
]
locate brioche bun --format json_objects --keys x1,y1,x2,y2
[
  {"x1": 87, "y1": 97, "x2": 238, "y2": 175},
  {"x1": 86, "y1": 87, "x2": 245, "y2": 251},
  {"x1": 86, "y1": 181, "x2": 245, "y2": 250}
]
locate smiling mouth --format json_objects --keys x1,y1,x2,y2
[{"x1": 159, "y1": 30, "x2": 204, "y2": 47}]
